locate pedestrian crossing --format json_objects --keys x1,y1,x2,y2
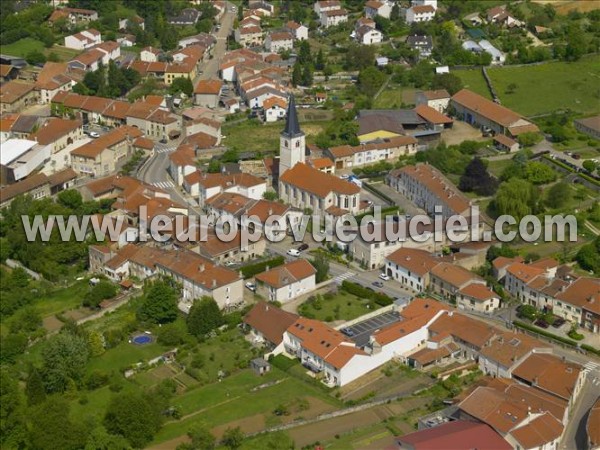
[
  {"x1": 334, "y1": 271, "x2": 355, "y2": 284},
  {"x1": 152, "y1": 180, "x2": 175, "y2": 189},
  {"x1": 583, "y1": 361, "x2": 600, "y2": 373},
  {"x1": 155, "y1": 146, "x2": 177, "y2": 154}
]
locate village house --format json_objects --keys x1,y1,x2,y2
[
  {"x1": 285, "y1": 21, "x2": 308, "y2": 40},
  {"x1": 320, "y1": 8, "x2": 349, "y2": 28},
  {"x1": 30, "y1": 117, "x2": 83, "y2": 155},
  {"x1": 48, "y1": 7, "x2": 98, "y2": 26},
  {"x1": 406, "y1": 34, "x2": 433, "y2": 58},
  {"x1": 356, "y1": 26, "x2": 383, "y2": 45},
  {"x1": 406, "y1": 4, "x2": 436, "y2": 23},
  {"x1": 194, "y1": 79, "x2": 223, "y2": 108},
  {"x1": 325, "y1": 136, "x2": 417, "y2": 170},
  {"x1": 68, "y1": 49, "x2": 105, "y2": 71},
  {"x1": 494, "y1": 134, "x2": 520, "y2": 153},
  {"x1": 451, "y1": 89, "x2": 539, "y2": 138},
  {"x1": 384, "y1": 248, "x2": 439, "y2": 293},
  {"x1": 70, "y1": 126, "x2": 143, "y2": 177},
  {"x1": 178, "y1": 32, "x2": 216, "y2": 50},
  {"x1": 487, "y1": 5, "x2": 523, "y2": 28},
  {"x1": 0, "y1": 168, "x2": 77, "y2": 208},
  {"x1": 196, "y1": 232, "x2": 266, "y2": 265},
  {"x1": 415, "y1": 89, "x2": 450, "y2": 113},
  {"x1": 35, "y1": 62, "x2": 78, "y2": 104},
  {"x1": 364, "y1": 0, "x2": 393, "y2": 19},
  {"x1": 1, "y1": 138, "x2": 51, "y2": 182},
  {"x1": 263, "y1": 96, "x2": 287, "y2": 122},
  {"x1": 168, "y1": 8, "x2": 200, "y2": 26},
  {"x1": 235, "y1": 25, "x2": 264, "y2": 47},
  {"x1": 429, "y1": 262, "x2": 487, "y2": 300},
  {"x1": 0, "y1": 81, "x2": 38, "y2": 114},
  {"x1": 243, "y1": 301, "x2": 299, "y2": 351},
  {"x1": 125, "y1": 101, "x2": 180, "y2": 141},
  {"x1": 387, "y1": 163, "x2": 472, "y2": 219},
  {"x1": 64, "y1": 28, "x2": 102, "y2": 50},
  {"x1": 255, "y1": 259, "x2": 317, "y2": 303},
  {"x1": 457, "y1": 283, "x2": 501, "y2": 314},
  {"x1": 265, "y1": 31, "x2": 294, "y2": 53},
  {"x1": 185, "y1": 172, "x2": 266, "y2": 207},
  {"x1": 140, "y1": 46, "x2": 162, "y2": 63},
  {"x1": 314, "y1": 0, "x2": 341, "y2": 16}
]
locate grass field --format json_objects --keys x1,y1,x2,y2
[
  {"x1": 456, "y1": 57, "x2": 600, "y2": 117},
  {"x1": 1, "y1": 37, "x2": 45, "y2": 57},
  {"x1": 1, "y1": 38, "x2": 81, "y2": 62},
  {"x1": 153, "y1": 367, "x2": 340, "y2": 444},
  {"x1": 298, "y1": 290, "x2": 375, "y2": 322},
  {"x1": 222, "y1": 120, "x2": 326, "y2": 153},
  {"x1": 454, "y1": 68, "x2": 492, "y2": 99}
]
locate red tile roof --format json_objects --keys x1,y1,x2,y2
[
  {"x1": 243, "y1": 302, "x2": 298, "y2": 345},
  {"x1": 415, "y1": 104, "x2": 453, "y2": 124},
  {"x1": 255, "y1": 259, "x2": 316, "y2": 288},
  {"x1": 279, "y1": 163, "x2": 359, "y2": 198}
]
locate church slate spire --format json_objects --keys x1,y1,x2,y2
[{"x1": 282, "y1": 94, "x2": 303, "y2": 138}]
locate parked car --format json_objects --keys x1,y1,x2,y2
[
  {"x1": 534, "y1": 319, "x2": 549, "y2": 329},
  {"x1": 287, "y1": 249, "x2": 301, "y2": 257},
  {"x1": 372, "y1": 281, "x2": 384, "y2": 288},
  {"x1": 341, "y1": 327, "x2": 355, "y2": 337},
  {"x1": 245, "y1": 282, "x2": 256, "y2": 292},
  {"x1": 379, "y1": 273, "x2": 390, "y2": 281},
  {"x1": 297, "y1": 243, "x2": 309, "y2": 252},
  {"x1": 89, "y1": 131, "x2": 100, "y2": 138},
  {"x1": 552, "y1": 317, "x2": 566, "y2": 328}
]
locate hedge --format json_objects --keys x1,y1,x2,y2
[
  {"x1": 581, "y1": 344, "x2": 600, "y2": 357},
  {"x1": 513, "y1": 320, "x2": 578, "y2": 347},
  {"x1": 241, "y1": 256, "x2": 285, "y2": 279},
  {"x1": 341, "y1": 280, "x2": 393, "y2": 306},
  {"x1": 355, "y1": 206, "x2": 400, "y2": 221},
  {"x1": 363, "y1": 182, "x2": 394, "y2": 205}
]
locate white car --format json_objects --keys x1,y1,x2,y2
[
  {"x1": 287, "y1": 249, "x2": 301, "y2": 257},
  {"x1": 379, "y1": 273, "x2": 391, "y2": 281},
  {"x1": 245, "y1": 282, "x2": 256, "y2": 292},
  {"x1": 89, "y1": 131, "x2": 100, "y2": 138}
]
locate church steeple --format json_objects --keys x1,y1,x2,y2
[
  {"x1": 278, "y1": 94, "x2": 306, "y2": 177},
  {"x1": 281, "y1": 94, "x2": 303, "y2": 138}
]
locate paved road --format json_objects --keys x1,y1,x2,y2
[
  {"x1": 561, "y1": 364, "x2": 600, "y2": 450},
  {"x1": 197, "y1": 4, "x2": 235, "y2": 81}
]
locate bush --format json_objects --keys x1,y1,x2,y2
[
  {"x1": 567, "y1": 329, "x2": 584, "y2": 340},
  {"x1": 240, "y1": 256, "x2": 285, "y2": 279},
  {"x1": 341, "y1": 281, "x2": 393, "y2": 306}
]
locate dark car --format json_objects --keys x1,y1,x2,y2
[
  {"x1": 372, "y1": 281, "x2": 384, "y2": 288},
  {"x1": 552, "y1": 317, "x2": 566, "y2": 328},
  {"x1": 534, "y1": 319, "x2": 549, "y2": 329},
  {"x1": 297, "y1": 243, "x2": 309, "y2": 252},
  {"x1": 341, "y1": 327, "x2": 355, "y2": 337}
]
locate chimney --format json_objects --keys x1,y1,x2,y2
[
  {"x1": 199, "y1": 263, "x2": 205, "y2": 272},
  {"x1": 266, "y1": 265, "x2": 270, "y2": 272},
  {"x1": 212, "y1": 279, "x2": 217, "y2": 288}
]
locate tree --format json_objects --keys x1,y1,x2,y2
[
  {"x1": 517, "y1": 132, "x2": 542, "y2": 147},
  {"x1": 523, "y1": 161, "x2": 557, "y2": 185},
  {"x1": 297, "y1": 40, "x2": 312, "y2": 64},
  {"x1": 41, "y1": 331, "x2": 89, "y2": 393},
  {"x1": 104, "y1": 392, "x2": 162, "y2": 448},
  {"x1": 390, "y1": 3, "x2": 400, "y2": 20},
  {"x1": 157, "y1": 323, "x2": 187, "y2": 346},
  {"x1": 431, "y1": 73, "x2": 463, "y2": 95},
  {"x1": 575, "y1": 236, "x2": 600, "y2": 275},
  {"x1": 263, "y1": 191, "x2": 278, "y2": 201},
  {"x1": 29, "y1": 399, "x2": 88, "y2": 450},
  {"x1": 545, "y1": 181, "x2": 571, "y2": 209},
  {"x1": 221, "y1": 427, "x2": 244, "y2": 449},
  {"x1": 57, "y1": 189, "x2": 83, "y2": 210},
  {"x1": 292, "y1": 62, "x2": 302, "y2": 86},
  {"x1": 491, "y1": 178, "x2": 541, "y2": 221},
  {"x1": 87, "y1": 330, "x2": 106, "y2": 357},
  {"x1": 26, "y1": 50, "x2": 46, "y2": 65},
  {"x1": 187, "y1": 296, "x2": 223, "y2": 337},
  {"x1": 187, "y1": 426, "x2": 216, "y2": 450},
  {"x1": 358, "y1": 66, "x2": 386, "y2": 97},
  {"x1": 0, "y1": 333, "x2": 27, "y2": 364},
  {"x1": 84, "y1": 280, "x2": 118, "y2": 308},
  {"x1": 169, "y1": 77, "x2": 194, "y2": 96},
  {"x1": 84, "y1": 426, "x2": 131, "y2": 450},
  {"x1": 207, "y1": 159, "x2": 221, "y2": 173},
  {"x1": 0, "y1": 368, "x2": 26, "y2": 448},
  {"x1": 310, "y1": 253, "x2": 329, "y2": 283},
  {"x1": 459, "y1": 157, "x2": 498, "y2": 196},
  {"x1": 583, "y1": 160, "x2": 598, "y2": 173},
  {"x1": 26, "y1": 368, "x2": 46, "y2": 406},
  {"x1": 301, "y1": 63, "x2": 313, "y2": 87},
  {"x1": 565, "y1": 24, "x2": 586, "y2": 61},
  {"x1": 137, "y1": 279, "x2": 179, "y2": 324},
  {"x1": 345, "y1": 43, "x2": 375, "y2": 70},
  {"x1": 315, "y1": 49, "x2": 325, "y2": 71}
]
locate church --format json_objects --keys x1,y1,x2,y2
[{"x1": 277, "y1": 96, "x2": 361, "y2": 215}]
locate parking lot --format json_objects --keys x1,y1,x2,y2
[{"x1": 342, "y1": 311, "x2": 402, "y2": 348}]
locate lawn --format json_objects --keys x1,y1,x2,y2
[
  {"x1": 488, "y1": 56, "x2": 600, "y2": 117},
  {"x1": 34, "y1": 279, "x2": 91, "y2": 318},
  {"x1": 373, "y1": 87, "x2": 404, "y2": 108},
  {"x1": 1, "y1": 37, "x2": 45, "y2": 57},
  {"x1": 153, "y1": 367, "x2": 340, "y2": 444},
  {"x1": 222, "y1": 120, "x2": 326, "y2": 153},
  {"x1": 298, "y1": 289, "x2": 375, "y2": 322},
  {"x1": 454, "y1": 68, "x2": 492, "y2": 99},
  {"x1": 485, "y1": 158, "x2": 513, "y2": 178}
]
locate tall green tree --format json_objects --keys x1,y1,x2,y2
[
  {"x1": 187, "y1": 297, "x2": 223, "y2": 337},
  {"x1": 310, "y1": 253, "x2": 329, "y2": 283},
  {"x1": 29, "y1": 399, "x2": 88, "y2": 450},
  {"x1": 169, "y1": 77, "x2": 194, "y2": 96},
  {"x1": 545, "y1": 181, "x2": 571, "y2": 209},
  {"x1": 221, "y1": 427, "x2": 244, "y2": 449},
  {"x1": 459, "y1": 157, "x2": 498, "y2": 196},
  {"x1": 104, "y1": 392, "x2": 162, "y2": 448},
  {"x1": 491, "y1": 178, "x2": 541, "y2": 220},
  {"x1": 25, "y1": 368, "x2": 46, "y2": 406},
  {"x1": 292, "y1": 62, "x2": 302, "y2": 86},
  {"x1": 41, "y1": 331, "x2": 89, "y2": 393},
  {"x1": 0, "y1": 368, "x2": 26, "y2": 448},
  {"x1": 358, "y1": 66, "x2": 386, "y2": 97},
  {"x1": 137, "y1": 279, "x2": 179, "y2": 324},
  {"x1": 301, "y1": 63, "x2": 313, "y2": 87}
]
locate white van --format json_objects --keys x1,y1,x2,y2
[{"x1": 287, "y1": 249, "x2": 301, "y2": 257}]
